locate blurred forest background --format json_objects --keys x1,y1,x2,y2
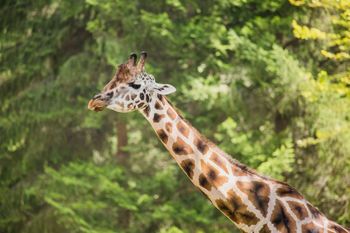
[{"x1": 1, "y1": 0, "x2": 350, "y2": 232}]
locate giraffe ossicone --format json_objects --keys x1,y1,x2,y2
[{"x1": 88, "y1": 52, "x2": 349, "y2": 233}]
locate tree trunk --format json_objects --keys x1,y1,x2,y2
[{"x1": 116, "y1": 119, "x2": 128, "y2": 160}]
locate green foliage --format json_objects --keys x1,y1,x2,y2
[
  {"x1": 288, "y1": 0, "x2": 350, "y2": 224},
  {"x1": 23, "y1": 159, "x2": 232, "y2": 233},
  {"x1": 1, "y1": 0, "x2": 350, "y2": 232}
]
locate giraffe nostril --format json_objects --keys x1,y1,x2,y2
[{"x1": 106, "y1": 92, "x2": 114, "y2": 98}]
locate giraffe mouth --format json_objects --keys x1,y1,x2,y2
[{"x1": 88, "y1": 98, "x2": 108, "y2": 112}]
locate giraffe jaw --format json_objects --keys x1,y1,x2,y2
[{"x1": 106, "y1": 104, "x2": 136, "y2": 113}]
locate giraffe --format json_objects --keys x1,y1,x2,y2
[{"x1": 88, "y1": 52, "x2": 349, "y2": 233}]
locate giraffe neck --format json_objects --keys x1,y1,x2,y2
[{"x1": 139, "y1": 94, "x2": 349, "y2": 233}]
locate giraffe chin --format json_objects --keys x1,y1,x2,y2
[
  {"x1": 106, "y1": 104, "x2": 134, "y2": 113},
  {"x1": 88, "y1": 99, "x2": 107, "y2": 112}
]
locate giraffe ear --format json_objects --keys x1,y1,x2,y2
[{"x1": 153, "y1": 83, "x2": 176, "y2": 95}]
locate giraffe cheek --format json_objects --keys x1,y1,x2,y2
[{"x1": 106, "y1": 101, "x2": 129, "y2": 113}]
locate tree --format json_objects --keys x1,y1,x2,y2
[{"x1": 1, "y1": 0, "x2": 349, "y2": 232}]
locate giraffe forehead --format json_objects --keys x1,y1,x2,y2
[
  {"x1": 134, "y1": 72, "x2": 156, "y2": 87},
  {"x1": 103, "y1": 71, "x2": 154, "y2": 93},
  {"x1": 137, "y1": 72, "x2": 155, "y2": 81}
]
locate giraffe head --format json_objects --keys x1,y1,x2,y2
[{"x1": 88, "y1": 52, "x2": 176, "y2": 112}]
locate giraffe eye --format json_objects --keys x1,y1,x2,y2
[{"x1": 128, "y1": 82, "x2": 141, "y2": 89}]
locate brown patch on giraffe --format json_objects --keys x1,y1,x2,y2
[
  {"x1": 143, "y1": 106, "x2": 150, "y2": 117},
  {"x1": 236, "y1": 181, "x2": 270, "y2": 217},
  {"x1": 328, "y1": 222, "x2": 349, "y2": 233},
  {"x1": 140, "y1": 93, "x2": 145, "y2": 100},
  {"x1": 155, "y1": 101, "x2": 163, "y2": 110},
  {"x1": 307, "y1": 203, "x2": 323, "y2": 219},
  {"x1": 177, "y1": 121, "x2": 190, "y2": 138},
  {"x1": 130, "y1": 94, "x2": 137, "y2": 100},
  {"x1": 231, "y1": 163, "x2": 250, "y2": 177},
  {"x1": 260, "y1": 224, "x2": 271, "y2": 233},
  {"x1": 180, "y1": 159, "x2": 195, "y2": 179},
  {"x1": 109, "y1": 82, "x2": 116, "y2": 89},
  {"x1": 125, "y1": 95, "x2": 130, "y2": 101},
  {"x1": 167, "y1": 108, "x2": 177, "y2": 120},
  {"x1": 172, "y1": 137, "x2": 194, "y2": 155},
  {"x1": 158, "y1": 94, "x2": 166, "y2": 104},
  {"x1": 127, "y1": 103, "x2": 133, "y2": 109},
  {"x1": 302, "y1": 222, "x2": 322, "y2": 233},
  {"x1": 153, "y1": 113, "x2": 165, "y2": 123},
  {"x1": 224, "y1": 190, "x2": 260, "y2": 226},
  {"x1": 137, "y1": 102, "x2": 145, "y2": 109},
  {"x1": 230, "y1": 161, "x2": 261, "y2": 177},
  {"x1": 165, "y1": 122, "x2": 172, "y2": 133},
  {"x1": 210, "y1": 152, "x2": 228, "y2": 174},
  {"x1": 200, "y1": 160, "x2": 228, "y2": 188},
  {"x1": 287, "y1": 201, "x2": 309, "y2": 221},
  {"x1": 276, "y1": 184, "x2": 304, "y2": 200},
  {"x1": 157, "y1": 129, "x2": 168, "y2": 144},
  {"x1": 194, "y1": 136, "x2": 209, "y2": 154},
  {"x1": 215, "y1": 199, "x2": 234, "y2": 220},
  {"x1": 271, "y1": 199, "x2": 297, "y2": 233},
  {"x1": 198, "y1": 174, "x2": 212, "y2": 191}
]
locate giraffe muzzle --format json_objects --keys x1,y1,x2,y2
[{"x1": 88, "y1": 95, "x2": 108, "y2": 112}]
